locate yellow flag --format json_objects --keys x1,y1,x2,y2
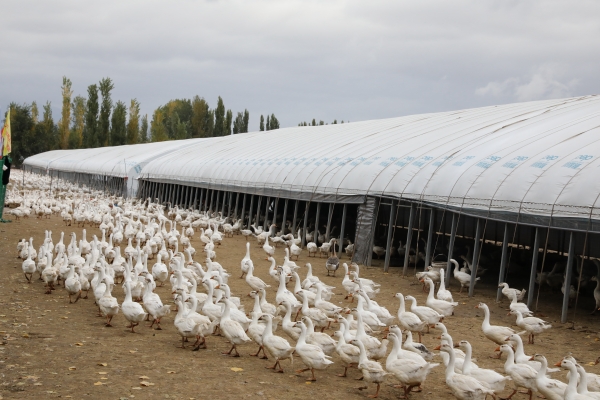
[{"x1": 1, "y1": 109, "x2": 10, "y2": 156}]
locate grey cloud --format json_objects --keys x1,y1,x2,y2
[{"x1": 1, "y1": 0, "x2": 600, "y2": 129}]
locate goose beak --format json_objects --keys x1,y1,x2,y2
[
  {"x1": 453, "y1": 344, "x2": 459, "y2": 348},
  {"x1": 529, "y1": 356, "x2": 534, "y2": 361},
  {"x1": 494, "y1": 346, "x2": 500, "y2": 352},
  {"x1": 554, "y1": 361, "x2": 562, "y2": 367},
  {"x1": 433, "y1": 345, "x2": 441, "y2": 351}
]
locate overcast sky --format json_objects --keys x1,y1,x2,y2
[{"x1": 2, "y1": 0, "x2": 599, "y2": 130}]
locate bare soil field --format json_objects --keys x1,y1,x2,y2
[{"x1": 1, "y1": 213, "x2": 600, "y2": 399}]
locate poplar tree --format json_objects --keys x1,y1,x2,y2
[
  {"x1": 110, "y1": 101, "x2": 127, "y2": 146},
  {"x1": 191, "y1": 96, "x2": 213, "y2": 138},
  {"x1": 139, "y1": 114, "x2": 148, "y2": 143},
  {"x1": 269, "y1": 114, "x2": 280, "y2": 130},
  {"x1": 225, "y1": 109, "x2": 232, "y2": 135},
  {"x1": 70, "y1": 96, "x2": 86, "y2": 149},
  {"x1": 213, "y1": 96, "x2": 225, "y2": 136},
  {"x1": 98, "y1": 77, "x2": 114, "y2": 146},
  {"x1": 242, "y1": 109, "x2": 249, "y2": 132},
  {"x1": 151, "y1": 109, "x2": 168, "y2": 142},
  {"x1": 266, "y1": 115, "x2": 270, "y2": 131},
  {"x1": 31, "y1": 101, "x2": 39, "y2": 124},
  {"x1": 59, "y1": 76, "x2": 73, "y2": 149},
  {"x1": 83, "y1": 84, "x2": 99, "y2": 148},
  {"x1": 259, "y1": 115, "x2": 264, "y2": 131},
  {"x1": 127, "y1": 99, "x2": 140, "y2": 144}
]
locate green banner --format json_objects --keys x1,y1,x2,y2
[{"x1": 0, "y1": 182, "x2": 8, "y2": 223}]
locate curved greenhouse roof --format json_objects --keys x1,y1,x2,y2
[
  {"x1": 23, "y1": 139, "x2": 199, "y2": 196},
  {"x1": 139, "y1": 95, "x2": 600, "y2": 229}
]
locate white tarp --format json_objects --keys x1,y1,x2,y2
[
  {"x1": 139, "y1": 95, "x2": 600, "y2": 225},
  {"x1": 23, "y1": 139, "x2": 198, "y2": 196}
]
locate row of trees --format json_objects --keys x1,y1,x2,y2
[
  {"x1": 149, "y1": 96, "x2": 251, "y2": 141},
  {"x1": 5, "y1": 77, "x2": 267, "y2": 165},
  {"x1": 298, "y1": 119, "x2": 345, "y2": 126}
]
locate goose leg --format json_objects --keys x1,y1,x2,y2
[
  {"x1": 74, "y1": 291, "x2": 81, "y2": 303},
  {"x1": 367, "y1": 383, "x2": 380, "y2": 398},
  {"x1": 336, "y1": 366, "x2": 349, "y2": 377},
  {"x1": 259, "y1": 346, "x2": 268, "y2": 359},
  {"x1": 307, "y1": 368, "x2": 316, "y2": 381},
  {"x1": 250, "y1": 345, "x2": 262, "y2": 357}
]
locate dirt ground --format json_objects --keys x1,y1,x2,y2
[{"x1": 1, "y1": 213, "x2": 600, "y2": 400}]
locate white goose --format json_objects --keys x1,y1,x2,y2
[
  {"x1": 394, "y1": 293, "x2": 427, "y2": 341},
  {"x1": 458, "y1": 340, "x2": 510, "y2": 394},
  {"x1": 293, "y1": 320, "x2": 334, "y2": 381},
  {"x1": 245, "y1": 264, "x2": 270, "y2": 293},
  {"x1": 142, "y1": 276, "x2": 171, "y2": 330},
  {"x1": 510, "y1": 309, "x2": 551, "y2": 344},
  {"x1": 240, "y1": 242, "x2": 253, "y2": 278},
  {"x1": 451, "y1": 258, "x2": 478, "y2": 293},
  {"x1": 440, "y1": 343, "x2": 493, "y2": 400},
  {"x1": 64, "y1": 264, "x2": 82, "y2": 303},
  {"x1": 529, "y1": 354, "x2": 566, "y2": 400},
  {"x1": 405, "y1": 295, "x2": 443, "y2": 330},
  {"x1": 218, "y1": 299, "x2": 251, "y2": 357},
  {"x1": 302, "y1": 316, "x2": 336, "y2": 356},
  {"x1": 475, "y1": 302, "x2": 516, "y2": 358},
  {"x1": 332, "y1": 329, "x2": 360, "y2": 378},
  {"x1": 500, "y1": 344, "x2": 538, "y2": 400},
  {"x1": 122, "y1": 281, "x2": 148, "y2": 333},
  {"x1": 386, "y1": 332, "x2": 438, "y2": 398},
  {"x1": 260, "y1": 314, "x2": 295, "y2": 372},
  {"x1": 97, "y1": 278, "x2": 119, "y2": 327},
  {"x1": 422, "y1": 277, "x2": 458, "y2": 316},
  {"x1": 351, "y1": 339, "x2": 387, "y2": 398},
  {"x1": 437, "y1": 268, "x2": 454, "y2": 302},
  {"x1": 558, "y1": 359, "x2": 592, "y2": 400}
]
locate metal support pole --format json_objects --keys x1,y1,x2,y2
[
  {"x1": 468, "y1": 219, "x2": 482, "y2": 297},
  {"x1": 314, "y1": 203, "x2": 321, "y2": 245},
  {"x1": 496, "y1": 223, "x2": 510, "y2": 302},
  {"x1": 234, "y1": 193, "x2": 240, "y2": 219},
  {"x1": 325, "y1": 203, "x2": 334, "y2": 240},
  {"x1": 209, "y1": 189, "x2": 215, "y2": 213},
  {"x1": 402, "y1": 204, "x2": 416, "y2": 276},
  {"x1": 240, "y1": 194, "x2": 247, "y2": 226},
  {"x1": 339, "y1": 204, "x2": 347, "y2": 255},
  {"x1": 292, "y1": 200, "x2": 299, "y2": 234},
  {"x1": 256, "y1": 196, "x2": 262, "y2": 228},
  {"x1": 247, "y1": 195, "x2": 255, "y2": 227},
  {"x1": 192, "y1": 188, "x2": 198, "y2": 210},
  {"x1": 424, "y1": 208, "x2": 434, "y2": 268},
  {"x1": 263, "y1": 197, "x2": 270, "y2": 230},
  {"x1": 281, "y1": 199, "x2": 289, "y2": 235},
  {"x1": 384, "y1": 201, "x2": 397, "y2": 272},
  {"x1": 220, "y1": 191, "x2": 226, "y2": 217},
  {"x1": 302, "y1": 202, "x2": 309, "y2": 248},
  {"x1": 445, "y1": 213, "x2": 457, "y2": 282},
  {"x1": 561, "y1": 232, "x2": 575, "y2": 324},
  {"x1": 199, "y1": 189, "x2": 205, "y2": 212},
  {"x1": 272, "y1": 198, "x2": 279, "y2": 233},
  {"x1": 227, "y1": 192, "x2": 233, "y2": 219},
  {"x1": 527, "y1": 227, "x2": 541, "y2": 308}
]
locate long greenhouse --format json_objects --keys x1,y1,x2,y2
[{"x1": 23, "y1": 94, "x2": 600, "y2": 322}]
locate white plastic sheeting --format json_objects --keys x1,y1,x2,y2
[
  {"x1": 140, "y1": 95, "x2": 600, "y2": 229},
  {"x1": 23, "y1": 140, "x2": 198, "y2": 196}
]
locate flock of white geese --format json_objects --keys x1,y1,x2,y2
[{"x1": 6, "y1": 172, "x2": 600, "y2": 399}]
